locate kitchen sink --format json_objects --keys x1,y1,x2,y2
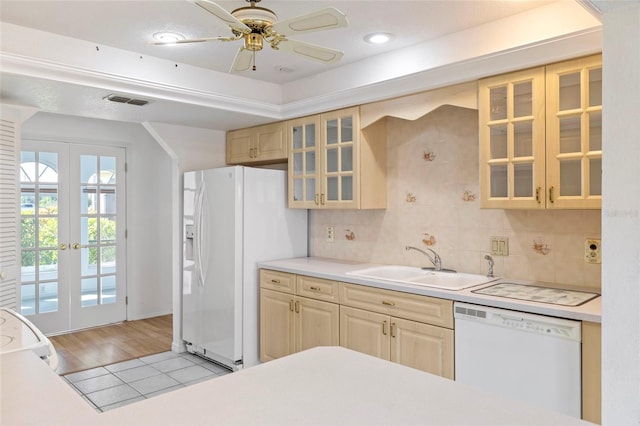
[{"x1": 346, "y1": 265, "x2": 498, "y2": 291}]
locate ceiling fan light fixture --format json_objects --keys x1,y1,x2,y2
[
  {"x1": 364, "y1": 32, "x2": 394, "y2": 44},
  {"x1": 153, "y1": 32, "x2": 185, "y2": 44}
]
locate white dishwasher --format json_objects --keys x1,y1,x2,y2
[{"x1": 454, "y1": 302, "x2": 581, "y2": 418}]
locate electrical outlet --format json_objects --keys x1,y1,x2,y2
[
  {"x1": 584, "y1": 239, "x2": 601, "y2": 264},
  {"x1": 326, "y1": 226, "x2": 335, "y2": 243},
  {"x1": 490, "y1": 236, "x2": 509, "y2": 256}
]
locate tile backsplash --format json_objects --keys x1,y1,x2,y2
[{"x1": 310, "y1": 105, "x2": 601, "y2": 291}]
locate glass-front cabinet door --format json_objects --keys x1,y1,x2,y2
[
  {"x1": 320, "y1": 107, "x2": 359, "y2": 209},
  {"x1": 479, "y1": 67, "x2": 546, "y2": 209},
  {"x1": 545, "y1": 55, "x2": 602, "y2": 209},
  {"x1": 288, "y1": 116, "x2": 320, "y2": 208}
]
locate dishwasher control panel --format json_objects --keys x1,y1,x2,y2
[{"x1": 454, "y1": 303, "x2": 581, "y2": 341}]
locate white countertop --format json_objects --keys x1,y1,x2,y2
[
  {"x1": 258, "y1": 257, "x2": 602, "y2": 323},
  {"x1": 1, "y1": 347, "x2": 592, "y2": 425}
]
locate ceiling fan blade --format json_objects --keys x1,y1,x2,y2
[
  {"x1": 271, "y1": 8, "x2": 348, "y2": 36},
  {"x1": 230, "y1": 48, "x2": 254, "y2": 72},
  {"x1": 278, "y1": 39, "x2": 343, "y2": 64},
  {"x1": 195, "y1": 0, "x2": 251, "y2": 34},
  {"x1": 148, "y1": 36, "x2": 229, "y2": 46}
]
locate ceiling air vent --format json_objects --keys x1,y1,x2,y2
[{"x1": 104, "y1": 94, "x2": 150, "y2": 106}]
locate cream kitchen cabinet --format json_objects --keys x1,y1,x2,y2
[
  {"x1": 226, "y1": 121, "x2": 287, "y2": 165},
  {"x1": 287, "y1": 106, "x2": 386, "y2": 209},
  {"x1": 479, "y1": 54, "x2": 602, "y2": 209},
  {"x1": 338, "y1": 283, "x2": 454, "y2": 379},
  {"x1": 259, "y1": 271, "x2": 339, "y2": 362}
]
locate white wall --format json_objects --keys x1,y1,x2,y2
[
  {"x1": 601, "y1": 2, "x2": 640, "y2": 423},
  {"x1": 21, "y1": 112, "x2": 173, "y2": 321},
  {"x1": 142, "y1": 121, "x2": 226, "y2": 351}
]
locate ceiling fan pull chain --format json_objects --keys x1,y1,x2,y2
[{"x1": 252, "y1": 49, "x2": 257, "y2": 71}]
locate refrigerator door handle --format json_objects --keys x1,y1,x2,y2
[{"x1": 194, "y1": 177, "x2": 206, "y2": 287}]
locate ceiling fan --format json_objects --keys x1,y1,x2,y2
[{"x1": 153, "y1": 0, "x2": 348, "y2": 72}]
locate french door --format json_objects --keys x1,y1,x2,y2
[{"x1": 19, "y1": 141, "x2": 126, "y2": 334}]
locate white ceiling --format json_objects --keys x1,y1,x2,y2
[{"x1": 0, "y1": 0, "x2": 602, "y2": 130}]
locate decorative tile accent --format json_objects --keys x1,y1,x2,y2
[
  {"x1": 533, "y1": 238, "x2": 552, "y2": 255},
  {"x1": 344, "y1": 229, "x2": 356, "y2": 240},
  {"x1": 423, "y1": 151, "x2": 436, "y2": 161},
  {"x1": 462, "y1": 189, "x2": 476, "y2": 202},
  {"x1": 406, "y1": 192, "x2": 417, "y2": 203},
  {"x1": 422, "y1": 233, "x2": 436, "y2": 246}
]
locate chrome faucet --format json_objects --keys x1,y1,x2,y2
[
  {"x1": 484, "y1": 254, "x2": 494, "y2": 278},
  {"x1": 405, "y1": 245, "x2": 442, "y2": 271}
]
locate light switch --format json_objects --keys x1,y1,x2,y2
[{"x1": 490, "y1": 236, "x2": 509, "y2": 256}]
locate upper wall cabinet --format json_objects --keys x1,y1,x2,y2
[
  {"x1": 479, "y1": 54, "x2": 602, "y2": 209},
  {"x1": 287, "y1": 106, "x2": 386, "y2": 209},
  {"x1": 226, "y1": 121, "x2": 287, "y2": 165}
]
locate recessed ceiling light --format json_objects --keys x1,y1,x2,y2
[
  {"x1": 364, "y1": 32, "x2": 394, "y2": 44},
  {"x1": 153, "y1": 32, "x2": 185, "y2": 44}
]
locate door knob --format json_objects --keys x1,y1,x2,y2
[
  {"x1": 72, "y1": 243, "x2": 81, "y2": 250},
  {"x1": 59, "y1": 243, "x2": 67, "y2": 250}
]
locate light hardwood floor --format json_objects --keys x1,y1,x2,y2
[{"x1": 49, "y1": 315, "x2": 173, "y2": 375}]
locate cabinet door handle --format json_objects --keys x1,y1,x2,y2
[
  {"x1": 309, "y1": 286, "x2": 321, "y2": 291},
  {"x1": 391, "y1": 322, "x2": 396, "y2": 338},
  {"x1": 289, "y1": 300, "x2": 294, "y2": 312},
  {"x1": 535, "y1": 187, "x2": 541, "y2": 204},
  {"x1": 320, "y1": 194, "x2": 325, "y2": 205},
  {"x1": 382, "y1": 320, "x2": 388, "y2": 336},
  {"x1": 270, "y1": 279, "x2": 281, "y2": 284},
  {"x1": 549, "y1": 186, "x2": 555, "y2": 204},
  {"x1": 294, "y1": 300, "x2": 300, "y2": 313},
  {"x1": 381, "y1": 300, "x2": 395, "y2": 306},
  {"x1": 314, "y1": 194, "x2": 320, "y2": 205}
]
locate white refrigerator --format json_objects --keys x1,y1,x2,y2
[{"x1": 182, "y1": 166, "x2": 307, "y2": 370}]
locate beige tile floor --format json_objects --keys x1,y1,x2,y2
[{"x1": 63, "y1": 351, "x2": 231, "y2": 412}]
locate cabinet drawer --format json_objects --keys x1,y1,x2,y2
[
  {"x1": 259, "y1": 269, "x2": 295, "y2": 293},
  {"x1": 339, "y1": 283, "x2": 453, "y2": 328},
  {"x1": 296, "y1": 275, "x2": 339, "y2": 303}
]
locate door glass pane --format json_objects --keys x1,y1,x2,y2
[
  {"x1": 559, "y1": 116, "x2": 581, "y2": 153},
  {"x1": 589, "y1": 68, "x2": 602, "y2": 107},
  {"x1": 292, "y1": 125, "x2": 303, "y2": 149},
  {"x1": 326, "y1": 148, "x2": 338, "y2": 173},
  {"x1": 589, "y1": 111, "x2": 602, "y2": 151},
  {"x1": 293, "y1": 153, "x2": 303, "y2": 175},
  {"x1": 305, "y1": 124, "x2": 315, "y2": 148},
  {"x1": 327, "y1": 176, "x2": 338, "y2": 201},
  {"x1": 81, "y1": 246, "x2": 97, "y2": 276},
  {"x1": 39, "y1": 282, "x2": 58, "y2": 313},
  {"x1": 490, "y1": 165, "x2": 508, "y2": 197},
  {"x1": 513, "y1": 81, "x2": 532, "y2": 117},
  {"x1": 81, "y1": 155, "x2": 97, "y2": 183},
  {"x1": 101, "y1": 246, "x2": 116, "y2": 274},
  {"x1": 39, "y1": 250, "x2": 58, "y2": 280},
  {"x1": 489, "y1": 86, "x2": 507, "y2": 121},
  {"x1": 590, "y1": 158, "x2": 602, "y2": 196},
  {"x1": 342, "y1": 176, "x2": 353, "y2": 201},
  {"x1": 39, "y1": 185, "x2": 58, "y2": 213},
  {"x1": 341, "y1": 146, "x2": 353, "y2": 172},
  {"x1": 326, "y1": 120, "x2": 338, "y2": 145},
  {"x1": 559, "y1": 72, "x2": 581, "y2": 111},
  {"x1": 100, "y1": 217, "x2": 116, "y2": 244},
  {"x1": 305, "y1": 178, "x2": 315, "y2": 202},
  {"x1": 99, "y1": 157, "x2": 116, "y2": 184},
  {"x1": 21, "y1": 284, "x2": 35, "y2": 315},
  {"x1": 513, "y1": 163, "x2": 533, "y2": 197},
  {"x1": 305, "y1": 151, "x2": 315, "y2": 174},
  {"x1": 102, "y1": 276, "x2": 116, "y2": 305},
  {"x1": 81, "y1": 277, "x2": 98, "y2": 307},
  {"x1": 81, "y1": 186, "x2": 96, "y2": 214},
  {"x1": 100, "y1": 189, "x2": 116, "y2": 215},
  {"x1": 38, "y1": 217, "x2": 58, "y2": 247},
  {"x1": 38, "y1": 152, "x2": 59, "y2": 183},
  {"x1": 341, "y1": 117, "x2": 353, "y2": 142},
  {"x1": 490, "y1": 125, "x2": 507, "y2": 159},
  {"x1": 560, "y1": 160, "x2": 582, "y2": 196},
  {"x1": 293, "y1": 179, "x2": 303, "y2": 201},
  {"x1": 513, "y1": 122, "x2": 533, "y2": 157}
]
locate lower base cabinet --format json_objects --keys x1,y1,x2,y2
[
  {"x1": 259, "y1": 288, "x2": 339, "y2": 362},
  {"x1": 339, "y1": 305, "x2": 454, "y2": 379}
]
